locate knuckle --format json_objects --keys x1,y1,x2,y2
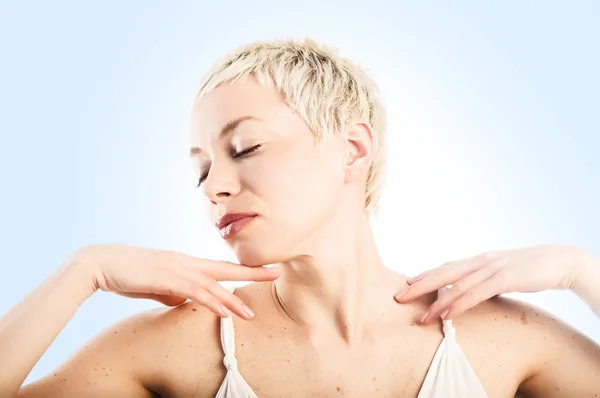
[
  {"x1": 480, "y1": 270, "x2": 506, "y2": 294},
  {"x1": 167, "y1": 250, "x2": 189, "y2": 270},
  {"x1": 494, "y1": 268, "x2": 511, "y2": 283},
  {"x1": 159, "y1": 281, "x2": 182, "y2": 297},
  {"x1": 425, "y1": 270, "x2": 438, "y2": 280},
  {"x1": 158, "y1": 277, "x2": 191, "y2": 298},
  {"x1": 72, "y1": 245, "x2": 100, "y2": 269},
  {"x1": 480, "y1": 251, "x2": 499, "y2": 262},
  {"x1": 194, "y1": 272, "x2": 212, "y2": 287},
  {"x1": 492, "y1": 257, "x2": 508, "y2": 269},
  {"x1": 189, "y1": 289, "x2": 210, "y2": 305},
  {"x1": 207, "y1": 296, "x2": 222, "y2": 309},
  {"x1": 478, "y1": 252, "x2": 493, "y2": 262},
  {"x1": 204, "y1": 280, "x2": 225, "y2": 296},
  {"x1": 462, "y1": 288, "x2": 479, "y2": 301},
  {"x1": 452, "y1": 282, "x2": 467, "y2": 295}
]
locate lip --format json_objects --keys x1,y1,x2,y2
[
  {"x1": 215, "y1": 212, "x2": 257, "y2": 239},
  {"x1": 215, "y1": 212, "x2": 257, "y2": 229}
]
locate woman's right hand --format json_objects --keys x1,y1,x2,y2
[{"x1": 74, "y1": 243, "x2": 281, "y2": 319}]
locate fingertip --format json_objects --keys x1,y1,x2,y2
[
  {"x1": 395, "y1": 295, "x2": 412, "y2": 303},
  {"x1": 394, "y1": 287, "x2": 409, "y2": 302},
  {"x1": 242, "y1": 305, "x2": 255, "y2": 319}
]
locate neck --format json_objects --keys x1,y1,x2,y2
[{"x1": 270, "y1": 208, "x2": 409, "y2": 345}]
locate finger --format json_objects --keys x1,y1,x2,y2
[
  {"x1": 406, "y1": 258, "x2": 473, "y2": 285},
  {"x1": 151, "y1": 294, "x2": 189, "y2": 306},
  {"x1": 117, "y1": 292, "x2": 188, "y2": 306},
  {"x1": 201, "y1": 260, "x2": 282, "y2": 282},
  {"x1": 420, "y1": 266, "x2": 496, "y2": 324},
  {"x1": 406, "y1": 260, "x2": 463, "y2": 286},
  {"x1": 151, "y1": 274, "x2": 232, "y2": 318},
  {"x1": 439, "y1": 276, "x2": 501, "y2": 321},
  {"x1": 181, "y1": 285, "x2": 232, "y2": 318},
  {"x1": 397, "y1": 259, "x2": 482, "y2": 303},
  {"x1": 175, "y1": 266, "x2": 256, "y2": 320},
  {"x1": 406, "y1": 269, "x2": 436, "y2": 285},
  {"x1": 200, "y1": 278, "x2": 257, "y2": 320},
  {"x1": 408, "y1": 253, "x2": 491, "y2": 286}
]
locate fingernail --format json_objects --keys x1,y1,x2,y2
[
  {"x1": 440, "y1": 309, "x2": 450, "y2": 319},
  {"x1": 394, "y1": 288, "x2": 409, "y2": 301},
  {"x1": 243, "y1": 305, "x2": 255, "y2": 318},
  {"x1": 420, "y1": 310, "x2": 430, "y2": 324}
]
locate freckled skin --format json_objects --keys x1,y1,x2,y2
[{"x1": 125, "y1": 283, "x2": 549, "y2": 397}]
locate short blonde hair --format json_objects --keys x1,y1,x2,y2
[{"x1": 195, "y1": 37, "x2": 387, "y2": 216}]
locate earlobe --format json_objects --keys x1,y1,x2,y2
[{"x1": 345, "y1": 167, "x2": 355, "y2": 181}]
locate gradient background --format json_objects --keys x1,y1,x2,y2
[{"x1": 1, "y1": 1, "x2": 599, "y2": 384}]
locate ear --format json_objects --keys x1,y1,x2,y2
[{"x1": 344, "y1": 120, "x2": 374, "y2": 183}]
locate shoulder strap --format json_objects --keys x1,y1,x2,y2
[{"x1": 220, "y1": 286, "x2": 239, "y2": 371}]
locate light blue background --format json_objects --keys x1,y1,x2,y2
[{"x1": 0, "y1": 1, "x2": 598, "y2": 384}]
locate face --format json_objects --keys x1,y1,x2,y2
[{"x1": 190, "y1": 76, "x2": 348, "y2": 266}]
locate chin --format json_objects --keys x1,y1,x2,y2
[
  {"x1": 230, "y1": 240, "x2": 291, "y2": 267},
  {"x1": 232, "y1": 247, "x2": 279, "y2": 267}
]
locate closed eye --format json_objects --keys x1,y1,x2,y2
[
  {"x1": 195, "y1": 144, "x2": 262, "y2": 188},
  {"x1": 232, "y1": 144, "x2": 261, "y2": 159}
]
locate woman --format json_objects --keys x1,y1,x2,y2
[{"x1": 2, "y1": 38, "x2": 599, "y2": 397}]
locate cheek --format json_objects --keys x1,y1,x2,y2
[
  {"x1": 247, "y1": 147, "x2": 343, "y2": 218},
  {"x1": 246, "y1": 150, "x2": 308, "y2": 202}
]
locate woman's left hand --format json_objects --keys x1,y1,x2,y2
[{"x1": 394, "y1": 244, "x2": 592, "y2": 325}]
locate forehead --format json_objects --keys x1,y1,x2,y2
[{"x1": 190, "y1": 77, "x2": 284, "y2": 148}]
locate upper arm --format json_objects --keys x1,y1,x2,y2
[
  {"x1": 515, "y1": 302, "x2": 600, "y2": 397},
  {"x1": 16, "y1": 308, "x2": 166, "y2": 398}
]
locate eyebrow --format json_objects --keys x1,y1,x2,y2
[{"x1": 190, "y1": 115, "x2": 258, "y2": 157}]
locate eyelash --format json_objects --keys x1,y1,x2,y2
[{"x1": 196, "y1": 144, "x2": 262, "y2": 188}]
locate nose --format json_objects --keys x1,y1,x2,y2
[{"x1": 202, "y1": 158, "x2": 241, "y2": 204}]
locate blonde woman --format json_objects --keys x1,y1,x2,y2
[{"x1": 2, "y1": 38, "x2": 599, "y2": 397}]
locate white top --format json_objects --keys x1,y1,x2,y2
[{"x1": 216, "y1": 286, "x2": 488, "y2": 398}]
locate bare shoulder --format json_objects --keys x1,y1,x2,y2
[
  {"x1": 449, "y1": 294, "x2": 600, "y2": 396},
  {"x1": 18, "y1": 300, "x2": 224, "y2": 398},
  {"x1": 469, "y1": 294, "x2": 599, "y2": 362},
  {"x1": 487, "y1": 296, "x2": 600, "y2": 396}
]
